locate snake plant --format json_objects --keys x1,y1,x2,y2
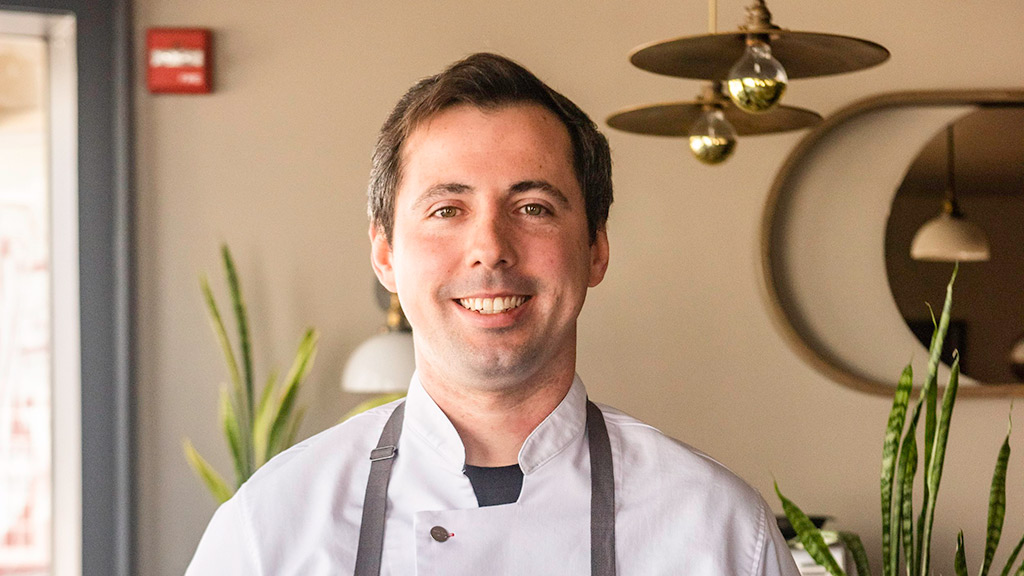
[
  {"x1": 183, "y1": 245, "x2": 319, "y2": 503},
  {"x1": 777, "y1": 264, "x2": 1023, "y2": 576}
]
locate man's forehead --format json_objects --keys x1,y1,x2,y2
[
  {"x1": 398, "y1": 106, "x2": 576, "y2": 194},
  {"x1": 406, "y1": 102, "x2": 568, "y2": 145},
  {"x1": 399, "y1": 103, "x2": 575, "y2": 175}
]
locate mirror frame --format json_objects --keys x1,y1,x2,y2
[{"x1": 760, "y1": 89, "x2": 1024, "y2": 398}]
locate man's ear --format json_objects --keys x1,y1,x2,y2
[
  {"x1": 369, "y1": 224, "x2": 397, "y2": 293},
  {"x1": 588, "y1": 228, "x2": 610, "y2": 288}
]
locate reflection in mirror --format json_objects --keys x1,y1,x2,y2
[
  {"x1": 760, "y1": 90, "x2": 1024, "y2": 397},
  {"x1": 885, "y1": 107, "x2": 1024, "y2": 384}
]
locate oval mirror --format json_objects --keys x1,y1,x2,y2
[{"x1": 760, "y1": 90, "x2": 1024, "y2": 397}]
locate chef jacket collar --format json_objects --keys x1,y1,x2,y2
[{"x1": 404, "y1": 372, "x2": 588, "y2": 476}]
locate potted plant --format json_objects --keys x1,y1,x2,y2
[
  {"x1": 183, "y1": 245, "x2": 319, "y2": 503},
  {"x1": 777, "y1": 265, "x2": 1023, "y2": 576}
]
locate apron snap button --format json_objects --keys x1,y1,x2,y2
[{"x1": 430, "y1": 526, "x2": 451, "y2": 542}]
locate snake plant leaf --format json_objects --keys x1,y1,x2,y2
[
  {"x1": 899, "y1": 412, "x2": 919, "y2": 576},
  {"x1": 342, "y1": 393, "x2": 408, "y2": 422},
  {"x1": 890, "y1": 402, "x2": 920, "y2": 576},
  {"x1": 1016, "y1": 563, "x2": 1024, "y2": 576},
  {"x1": 919, "y1": 355, "x2": 960, "y2": 576},
  {"x1": 200, "y1": 274, "x2": 244, "y2": 416},
  {"x1": 201, "y1": 269, "x2": 253, "y2": 478},
  {"x1": 252, "y1": 370, "x2": 279, "y2": 469},
  {"x1": 267, "y1": 329, "x2": 318, "y2": 458},
  {"x1": 924, "y1": 264, "x2": 957, "y2": 393},
  {"x1": 222, "y1": 245, "x2": 255, "y2": 472},
  {"x1": 183, "y1": 438, "x2": 234, "y2": 504},
  {"x1": 1000, "y1": 532, "x2": 1024, "y2": 576},
  {"x1": 285, "y1": 406, "x2": 306, "y2": 448},
  {"x1": 266, "y1": 393, "x2": 298, "y2": 458},
  {"x1": 281, "y1": 328, "x2": 318, "y2": 390},
  {"x1": 218, "y1": 387, "x2": 246, "y2": 485},
  {"x1": 916, "y1": 383, "x2": 935, "y2": 573},
  {"x1": 924, "y1": 266, "x2": 957, "y2": 463},
  {"x1": 838, "y1": 532, "x2": 872, "y2": 576},
  {"x1": 882, "y1": 364, "x2": 914, "y2": 576},
  {"x1": 266, "y1": 330, "x2": 318, "y2": 455},
  {"x1": 917, "y1": 263, "x2": 957, "y2": 570},
  {"x1": 982, "y1": 414, "x2": 1012, "y2": 576},
  {"x1": 775, "y1": 481, "x2": 846, "y2": 576},
  {"x1": 954, "y1": 531, "x2": 968, "y2": 576}
]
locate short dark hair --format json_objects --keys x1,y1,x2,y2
[{"x1": 368, "y1": 52, "x2": 612, "y2": 244}]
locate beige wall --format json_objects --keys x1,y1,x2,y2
[{"x1": 133, "y1": 1, "x2": 1024, "y2": 574}]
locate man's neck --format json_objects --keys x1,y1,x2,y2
[{"x1": 417, "y1": 367, "x2": 575, "y2": 467}]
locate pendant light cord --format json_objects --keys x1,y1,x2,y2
[
  {"x1": 944, "y1": 123, "x2": 964, "y2": 217},
  {"x1": 946, "y1": 124, "x2": 956, "y2": 203}
]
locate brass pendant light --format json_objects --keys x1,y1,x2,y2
[
  {"x1": 608, "y1": 0, "x2": 874, "y2": 163},
  {"x1": 629, "y1": 0, "x2": 890, "y2": 113},
  {"x1": 607, "y1": 81, "x2": 822, "y2": 136},
  {"x1": 607, "y1": 81, "x2": 821, "y2": 165}
]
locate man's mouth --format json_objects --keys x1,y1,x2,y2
[{"x1": 456, "y1": 296, "x2": 530, "y2": 315}]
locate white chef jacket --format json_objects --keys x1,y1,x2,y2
[{"x1": 186, "y1": 374, "x2": 800, "y2": 576}]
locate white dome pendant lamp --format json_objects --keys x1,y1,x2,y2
[{"x1": 910, "y1": 124, "x2": 991, "y2": 262}]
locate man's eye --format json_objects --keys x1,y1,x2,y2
[
  {"x1": 520, "y1": 204, "x2": 548, "y2": 217},
  {"x1": 433, "y1": 206, "x2": 458, "y2": 218}
]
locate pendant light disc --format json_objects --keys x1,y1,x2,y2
[{"x1": 630, "y1": 30, "x2": 889, "y2": 80}]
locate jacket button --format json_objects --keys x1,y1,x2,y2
[{"x1": 430, "y1": 526, "x2": 451, "y2": 542}]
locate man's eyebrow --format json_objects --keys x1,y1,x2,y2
[
  {"x1": 411, "y1": 182, "x2": 472, "y2": 211},
  {"x1": 509, "y1": 180, "x2": 571, "y2": 208}
]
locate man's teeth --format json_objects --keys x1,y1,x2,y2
[{"x1": 458, "y1": 296, "x2": 527, "y2": 314}]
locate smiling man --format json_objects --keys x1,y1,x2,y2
[{"x1": 186, "y1": 53, "x2": 800, "y2": 576}]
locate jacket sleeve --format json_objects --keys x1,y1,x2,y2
[
  {"x1": 184, "y1": 496, "x2": 261, "y2": 576},
  {"x1": 755, "y1": 502, "x2": 802, "y2": 576}
]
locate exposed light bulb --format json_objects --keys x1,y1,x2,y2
[
  {"x1": 688, "y1": 107, "x2": 737, "y2": 165},
  {"x1": 727, "y1": 40, "x2": 788, "y2": 113}
]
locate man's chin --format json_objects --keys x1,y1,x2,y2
[
  {"x1": 450, "y1": 348, "x2": 546, "y2": 389},
  {"x1": 467, "y1": 356, "x2": 537, "y2": 382}
]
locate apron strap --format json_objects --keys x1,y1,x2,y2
[
  {"x1": 587, "y1": 400, "x2": 617, "y2": 576},
  {"x1": 353, "y1": 401, "x2": 406, "y2": 576},
  {"x1": 354, "y1": 398, "x2": 616, "y2": 576}
]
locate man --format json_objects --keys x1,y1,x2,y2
[{"x1": 187, "y1": 53, "x2": 800, "y2": 575}]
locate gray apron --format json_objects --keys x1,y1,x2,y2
[{"x1": 353, "y1": 399, "x2": 616, "y2": 576}]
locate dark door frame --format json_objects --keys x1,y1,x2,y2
[{"x1": 1, "y1": 1, "x2": 133, "y2": 575}]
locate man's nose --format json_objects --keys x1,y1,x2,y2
[{"x1": 465, "y1": 213, "x2": 517, "y2": 269}]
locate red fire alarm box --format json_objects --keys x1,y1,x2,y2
[{"x1": 147, "y1": 28, "x2": 212, "y2": 94}]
